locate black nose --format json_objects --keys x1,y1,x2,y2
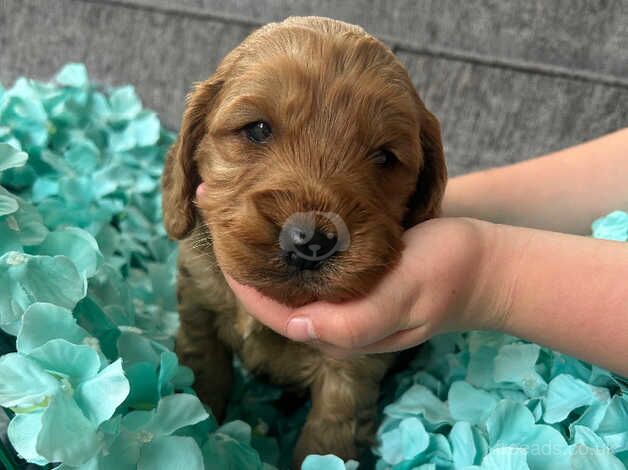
[{"x1": 281, "y1": 225, "x2": 338, "y2": 270}]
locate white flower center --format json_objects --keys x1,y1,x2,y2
[
  {"x1": 137, "y1": 430, "x2": 154, "y2": 443},
  {"x1": 6, "y1": 252, "x2": 27, "y2": 265}
]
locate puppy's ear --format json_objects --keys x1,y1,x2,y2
[
  {"x1": 161, "y1": 79, "x2": 222, "y2": 239},
  {"x1": 403, "y1": 106, "x2": 448, "y2": 228}
]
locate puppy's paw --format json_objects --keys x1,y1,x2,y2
[{"x1": 292, "y1": 418, "x2": 358, "y2": 469}]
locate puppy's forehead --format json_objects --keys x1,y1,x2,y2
[{"x1": 217, "y1": 29, "x2": 421, "y2": 145}]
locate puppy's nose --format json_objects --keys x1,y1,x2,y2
[{"x1": 281, "y1": 225, "x2": 338, "y2": 270}]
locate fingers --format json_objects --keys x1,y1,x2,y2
[
  {"x1": 225, "y1": 273, "x2": 408, "y2": 349},
  {"x1": 294, "y1": 296, "x2": 403, "y2": 349},
  {"x1": 314, "y1": 325, "x2": 431, "y2": 359}
]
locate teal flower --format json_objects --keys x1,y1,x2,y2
[
  {"x1": 0, "y1": 302, "x2": 129, "y2": 465},
  {"x1": 592, "y1": 210, "x2": 628, "y2": 241},
  {"x1": 57, "y1": 393, "x2": 209, "y2": 470},
  {"x1": 301, "y1": 455, "x2": 359, "y2": 470},
  {"x1": 0, "y1": 252, "x2": 86, "y2": 334}
]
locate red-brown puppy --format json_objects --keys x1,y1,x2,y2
[{"x1": 162, "y1": 16, "x2": 446, "y2": 467}]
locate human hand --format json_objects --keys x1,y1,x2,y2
[{"x1": 225, "y1": 217, "x2": 504, "y2": 358}]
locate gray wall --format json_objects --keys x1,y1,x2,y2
[{"x1": 1, "y1": 0, "x2": 627, "y2": 176}]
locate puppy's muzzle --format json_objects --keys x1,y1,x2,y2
[{"x1": 279, "y1": 211, "x2": 351, "y2": 271}]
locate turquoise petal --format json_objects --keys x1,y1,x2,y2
[
  {"x1": 573, "y1": 425, "x2": 608, "y2": 449},
  {"x1": 486, "y1": 400, "x2": 535, "y2": 445},
  {"x1": 0, "y1": 353, "x2": 59, "y2": 408},
  {"x1": 449, "y1": 421, "x2": 476, "y2": 467},
  {"x1": 380, "y1": 417, "x2": 429, "y2": 465},
  {"x1": 157, "y1": 350, "x2": 179, "y2": 396},
  {"x1": 493, "y1": 343, "x2": 547, "y2": 397},
  {"x1": 55, "y1": 63, "x2": 89, "y2": 89},
  {"x1": 217, "y1": 420, "x2": 252, "y2": 444},
  {"x1": 63, "y1": 138, "x2": 100, "y2": 174},
  {"x1": 399, "y1": 417, "x2": 430, "y2": 460},
  {"x1": 0, "y1": 252, "x2": 86, "y2": 334},
  {"x1": 17, "y1": 302, "x2": 88, "y2": 354},
  {"x1": 543, "y1": 374, "x2": 610, "y2": 423},
  {"x1": 124, "y1": 361, "x2": 159, "y2": 409},
  {"x1": 117, "y1": 330, "x2": 162, "y2": 365},
  {"x1": 37, "y1": 391, "x2": 102, "y2": 466},
  {"x1": 30, "y1": 227, "x2": 103, "y2": 278},
  {"x1": 139, "y1": 435, "x2": 203, "y2": 470},
  {"x1": 0, "y1": 186, "x2": 19, "y2": 216},
  {"x1": 75, "y1": 358, "x2": 130, "y2": 426},
  {"x1": 448, "y1": 381, "x2": 497, "y2": 425},
  {"x1": 10, "y1": 200, "x2": 48, "y2": 246},
  {"x1": 28, "y1": 339, "x2": 100, "y2": 383},
  {"x1": 98, "y1": 429, "x2": 142, "y2": 470},
  {"x1": 302, "y1": 454, "x2": 347, "y2": 470},
  {"x1": 147, "y1": 393, "x2": 209, "y2": 436},
  {"x1": 487, "y1": 401, "x2": 569, "y2": 470},
  {"x1": 591, "y1": 210, "x2": 628, "y2": 241},
  {"x1": 202, "y1": 433, "x2": 263, "y2": 470},
  {"x1": 0, "y1": 142, "x2": 28, "y2": 171},
  {"x1": 109, "y1": 86, "x2": 142, "y2": 122},
  {"x1": 7, "y1": 410, "x2": 48, "y2": 465},
  {"x1": 383, "y1": 384, "x2": 452, "y2": 430},
  {"x1": 570, "y1": 444, "x2": 625, "y2": 470},
  {"x1": 481, "y1": 447, "x2": 529, "y2": 470}
]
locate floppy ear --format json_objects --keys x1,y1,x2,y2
[
  {"x1": 402, "y1": 106, "x2": 448, "y2": 228},
  {"x1": 161, "y1": 79, "x2": 223, "y2": 239}
]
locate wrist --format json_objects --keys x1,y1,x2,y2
[{"x1": 465, "y1": 220, "x2": 522, "y2": 332}]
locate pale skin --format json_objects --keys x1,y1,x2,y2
[{"x1": 224, "y1": 127, "x2": 628, "y2": 376}]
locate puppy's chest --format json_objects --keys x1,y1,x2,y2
[{"x1": 179, "y1": 243, "x2": 320, "y2": 383}]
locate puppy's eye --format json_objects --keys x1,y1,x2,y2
[
  {"x1": 243, "y1": 121, "x2": 272, "y2": 143},
  {"x1": 369, "y1": 149, "x2": 398, "y2": 168}
]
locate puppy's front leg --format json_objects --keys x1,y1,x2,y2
[
  {"x1": 293, "y1": 355, "x2": 392, "y2": 468},
  {"x1": 175, "y1": 272, "x2": 233, "y2": 421}
]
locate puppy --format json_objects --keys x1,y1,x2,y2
[{"x1": 161, "y1": 16, "x2": 447, "y2": 467}]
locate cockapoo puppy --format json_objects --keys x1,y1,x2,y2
[{"x1": 161, "y1": 16, "x2": 446, "y2": 467}]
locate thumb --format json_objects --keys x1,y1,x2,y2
[{"x1": 293, "y1": 279, "x2": 411, "y2": 350}]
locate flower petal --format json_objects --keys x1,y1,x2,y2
[
  {"x1": 17, "y1": 302, "x2": 89, "y2": 354},
  {"x1": 481, "y1": 447, "x2": 530, "y2": 470},
  {"x1": 147, "y1": 393, "x2": 209, "y2": 437},
  {"x1": 0, "y1": 252, "x2": 86, "y2": 333},
  {"x1": 448, "y1": 381, "x2": 498, "y2": 425},
  {"x1": 302, "y1": 455, "x2": 347, "y2": 470},
  {"x1": 0, "y1": 142, "x2": 28, "y2": 172},
  {"x1": 139, "y1": 435, "x2": 203, "y2": 470},
  {"x1": 7, "y1": 410, "x2": 48, "y2": 465},
  {"x1": 493, "y1": 343, "x2": 547, "y2": 397},
  {"x1": 544, "y1": 374, "x2": 610, "y2": 423},
  {"x1": 30, "y1": 227, "x2": 103, "y2": 278},
  {"x1": 202, "y1": 433, "x2": 263, "y2": 470},
  {"x1": 28, "y1": 339, "x2": 100, "y2": 383},
  {"x1": 75, "y1": 358, "x2": 129, "y2": 426},
  {"x1": 37, "y1": 391, "x2": 102, "y2": 466},
  {"x1": 0, "y1": 353, "x2": 59, "y2": 408},
  {"x1": 55, "y1": 63, "x2": 89, "y2": 88}
]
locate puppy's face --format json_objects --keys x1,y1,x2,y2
[{"x1": 162, "y1": 17, "x2": 446, "y2": 307}]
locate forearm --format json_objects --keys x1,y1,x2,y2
[
  {"x1": 482, "y1": 223, "x2": 628, "y2": 376},
  {"x1": 443, "y1": 128, "x2": 628, "y2": 235}
]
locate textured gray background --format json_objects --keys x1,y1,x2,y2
[{"x1": 1, "y1": 0, "x2": 627, "y2": 176}]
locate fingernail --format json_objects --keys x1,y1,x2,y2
[{"x1": 286, "y1": 317, "x2": 317, "y2": 342}]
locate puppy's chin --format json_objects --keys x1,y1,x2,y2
[{"x1": 215, "y1": 243, "x2": 403, "y2": 308}]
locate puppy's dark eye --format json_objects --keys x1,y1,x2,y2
[
  {"x1": 243, "y1": 121, "x2": 272, "y2": 143},
  {"x1": 369, "y1": 149, "x2": 397, "y2": 168}
]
